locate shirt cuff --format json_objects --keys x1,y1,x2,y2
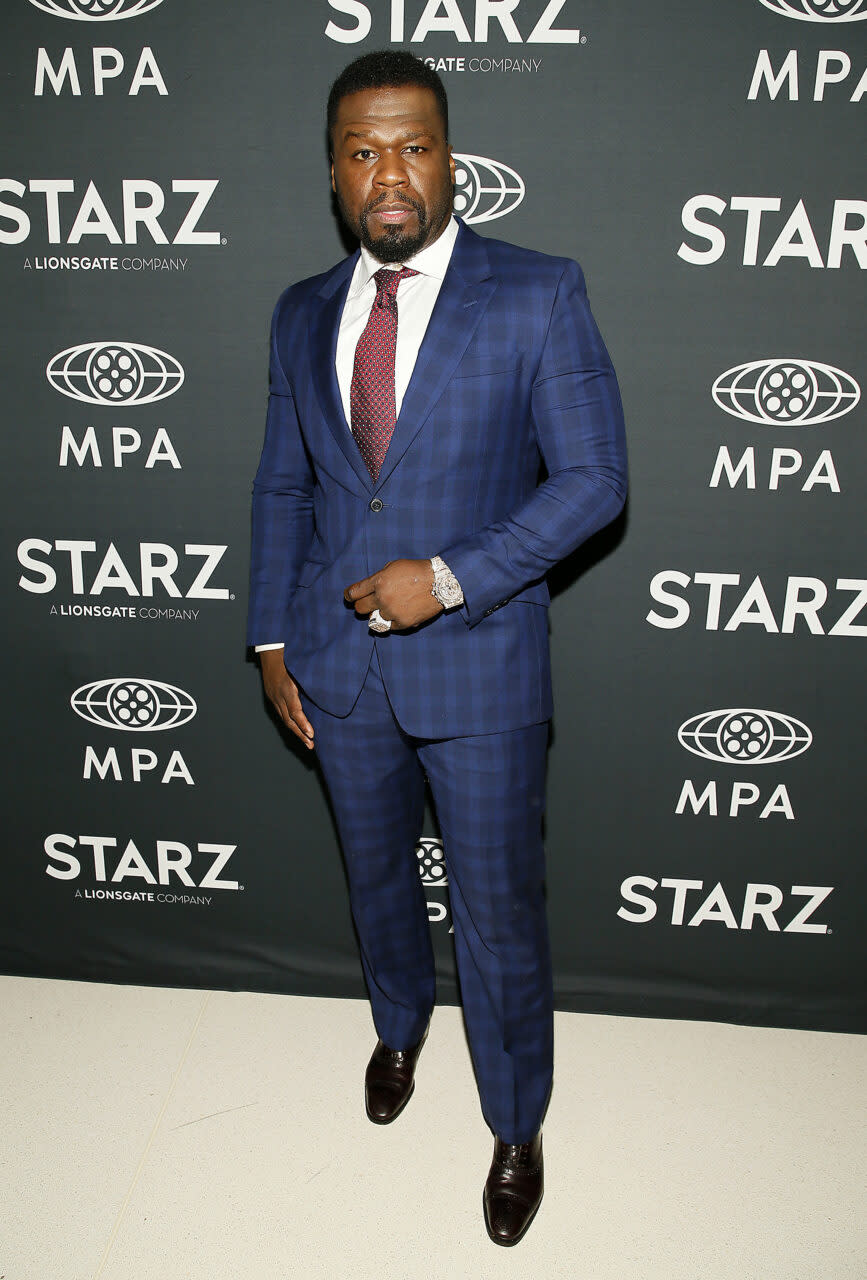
[{"x1": 255, "y1": 643, "x2": 284, "y2": 651}]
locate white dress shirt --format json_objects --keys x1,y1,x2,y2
[
  {"x1": 256, "y1": 217, "x2": 461, "y2": 652},
  {"x1": 336, "y1": 214, "x2": 459, "y2": 425}
]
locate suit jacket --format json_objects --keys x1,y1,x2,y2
[{"x1": 247, "y1": 219, "x2": 627, "y2": 738}]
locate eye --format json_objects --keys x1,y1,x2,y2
[
  {"x1": 353, "y1": 149, "x2": 377, "y2": 161},
  {"x1": 404, "y1": 145, "x2": 425, "y2": 154}
]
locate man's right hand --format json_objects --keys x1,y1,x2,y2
[{"x1": 259, "y1": 649, "x2": 314, "y2": 750}]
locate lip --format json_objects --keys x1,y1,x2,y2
[{"x1": 372, "y1": 205, "x2": 415, "y2": 224}]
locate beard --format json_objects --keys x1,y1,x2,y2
[
  {"x1": 337, "y1": 184, "x2": 453, "y2": 264},
  {"x1": 361, "y1": 197, "x2": 428, "y2": 263}
]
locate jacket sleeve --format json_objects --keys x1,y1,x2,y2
[
  {"x1": 246, "y1": 295, "x2": 315, "y2": 647},
  {"x1": 441, "y1": 260, "x2": 627, "y2": 627}
]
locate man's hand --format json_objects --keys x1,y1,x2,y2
[
  {"x1": 344, "y1": 558, "x2": 443, "y2": 631},
  {"x1": 259, "y1": 648, "x2": 314, "y2": 750}
]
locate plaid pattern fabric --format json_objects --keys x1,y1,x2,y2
[
  {"x1": 248, "y1": 220, "x2": 627, "y2": 738},
  {"x1": 350, "y1": 266, "x2": 418, "y2": 480},
  {"x1": 248, "y1": 222, "x2": 627, "y2": 1141},
  {"x1": 306, "y1": 650, "x2": 552, "y2": 1144}
]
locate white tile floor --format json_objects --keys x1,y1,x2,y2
[{"x1": 1, "y1": 975, "x2": 864, "y2": 1280}]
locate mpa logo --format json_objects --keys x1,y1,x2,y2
[
  {"x1": 47, "y1": 341, "x2": 183, "y2": 406},
  {"x1": 71, "y1": 677, "x2": 197, "y2": 783},
  {"x1": 757, "y1": 0, "x2": 867, "y2": 21},
  {"x1": 677, "y1": 708, "x2": 813, "y2": 824},
  {"x1": 417, "y1": 837, "x2": 452, "y2": 929},
  {"x1": 28, "y1": 0, "x2": 164, "y2": 19},
  {"x1": 678, "y1": 709, "x2": 812, "y2": 765},
  {"x1": 712, "y1": 359, "x2": 860, "y2": 427},
  {"x1": 71, "y1": 677, "x2": 196, "y2": 732},
  {"x1": 452, "y1": 154, "x2": 524, "y2": 225},
  {"x1": 416, "y1": 837, "x2": 448, "y2": 887}
]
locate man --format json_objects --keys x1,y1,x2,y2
[{"x1": 248, "y1": 50, "x2": 626, "y2": 1246}]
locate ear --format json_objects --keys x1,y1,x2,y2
[
  {"x1": 447, "y1": 146, "x2": 455, "y2": 184},
  {"x1": 330, "y1": 161, "x2": 336, "y2": 194}
]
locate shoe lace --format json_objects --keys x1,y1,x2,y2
[{"x1": 498, "y1": 1141, "x2": 535, "y2": 1169}]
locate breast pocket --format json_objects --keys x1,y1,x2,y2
[{"x1": 452, "y1": 352, "x2": 520, "y2": 380}]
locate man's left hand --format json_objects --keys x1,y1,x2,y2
[{"x1": 344, "y1": 559, "x2": 443, "y2": 631}]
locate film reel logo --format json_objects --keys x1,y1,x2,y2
[
  {"x1": 416, "y1": 837, "x2": 448, "y2": 887},
  {"x1": 27, "y1": 0, "x2": 165, "y2": 19},
  {"x1": 71, "y1": 678, "x2": 197, "y2": 731},
  {"x1": 712, "y1": 359, "x2": 860, "y2": 427},
  {"x1": 678, "y1": 709, "x2": 812, "y2": 765},
  {"x1": 452, "y1": 154, "x2": 525, "y2": 225},
  {"x1": 47, "y1": 341, "x2": 184, "y2": 407},
  {"x1": 757, "y1": 0, "x2": 867, "y2": 20}
]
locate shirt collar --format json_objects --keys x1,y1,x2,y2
[{"x1": 352, "y1": 215, "x2": 459, "y2": 296}]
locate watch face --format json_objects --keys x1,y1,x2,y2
[{"x1": 437, "y1": 575, "x2": 463, "y2": 608}]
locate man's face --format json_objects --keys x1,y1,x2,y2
[{"x1": 330, "y1": 85, "x2": 455, "y2": 263}]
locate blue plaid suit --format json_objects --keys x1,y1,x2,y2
[{"x1": 248, "y1": 220, "x2": 626, "y2": 1141}]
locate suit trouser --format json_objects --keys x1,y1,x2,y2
[{"x1": 305, "y1": 646, "x2": 553, "y2": 1144}]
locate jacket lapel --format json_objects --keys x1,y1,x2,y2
[
  {"x1": 374, "y1": 222, "x2": 496, "y2": 490},
  {"x1": 307, "y1": 250, "x2": 374, "y2": 493},
  {"x1": 307, "y1": 222, "x2": 497, "y2": 494}
]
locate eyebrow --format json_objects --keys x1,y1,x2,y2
[{"x1": 342, "y1": 129, "x2": 433, "y2": 144}]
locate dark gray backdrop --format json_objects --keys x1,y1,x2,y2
[{"x1": 2, "y1": 0, "x2": 864, "y2": 1033}]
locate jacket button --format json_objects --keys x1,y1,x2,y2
[{"x1": 369, "y1": 498, "x2": 384, "y2": 512}]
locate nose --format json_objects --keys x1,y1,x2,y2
[{"x1": 373, "y1": 149, "x2": 409, "y2": 188}]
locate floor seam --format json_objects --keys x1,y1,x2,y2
[{"x1": 90, "y1": 990, "x2": 212, "y2": 1280}]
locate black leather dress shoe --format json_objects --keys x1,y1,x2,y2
[
  {"x1": 483, "y1": 1131, "x2": 543, "y2": 1246},
  {"x1": 364, "y1": 1028, "x2": 428, "y2": 1124}
]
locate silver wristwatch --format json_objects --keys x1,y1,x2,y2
[{"x1": 430, "y1": 556, "x2": 464, "y2": 609}]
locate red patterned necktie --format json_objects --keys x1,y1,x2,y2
[{"x1": 350, "y1": 265, "x2": 419, "y2": 481}]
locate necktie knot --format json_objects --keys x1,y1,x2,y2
[{"x1": 372, "y1": 265, "x2": 418, "y2": 307}]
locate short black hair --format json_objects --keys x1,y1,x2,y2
[{"x1": 327, "y1": 50, "x2": 449, "y2": 148}]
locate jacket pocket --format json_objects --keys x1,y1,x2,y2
[
  {"x1": 452, "y1": 353, "x2": 520, "y2": 379},
  {"x1": 296, "y1": 557, "x2": 329, "y2": 588}
]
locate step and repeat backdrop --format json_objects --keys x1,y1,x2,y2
[{"x1": 1, "y1": 0, "x2": 864, "y2": 1033}]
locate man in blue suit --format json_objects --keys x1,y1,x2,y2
[{"x1": 248, "y1": 50, "x2": 626, "y2": 1246}]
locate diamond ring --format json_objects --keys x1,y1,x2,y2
[{"x1": 369, "y1": 608, "x2": 392, "y2": 634}]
